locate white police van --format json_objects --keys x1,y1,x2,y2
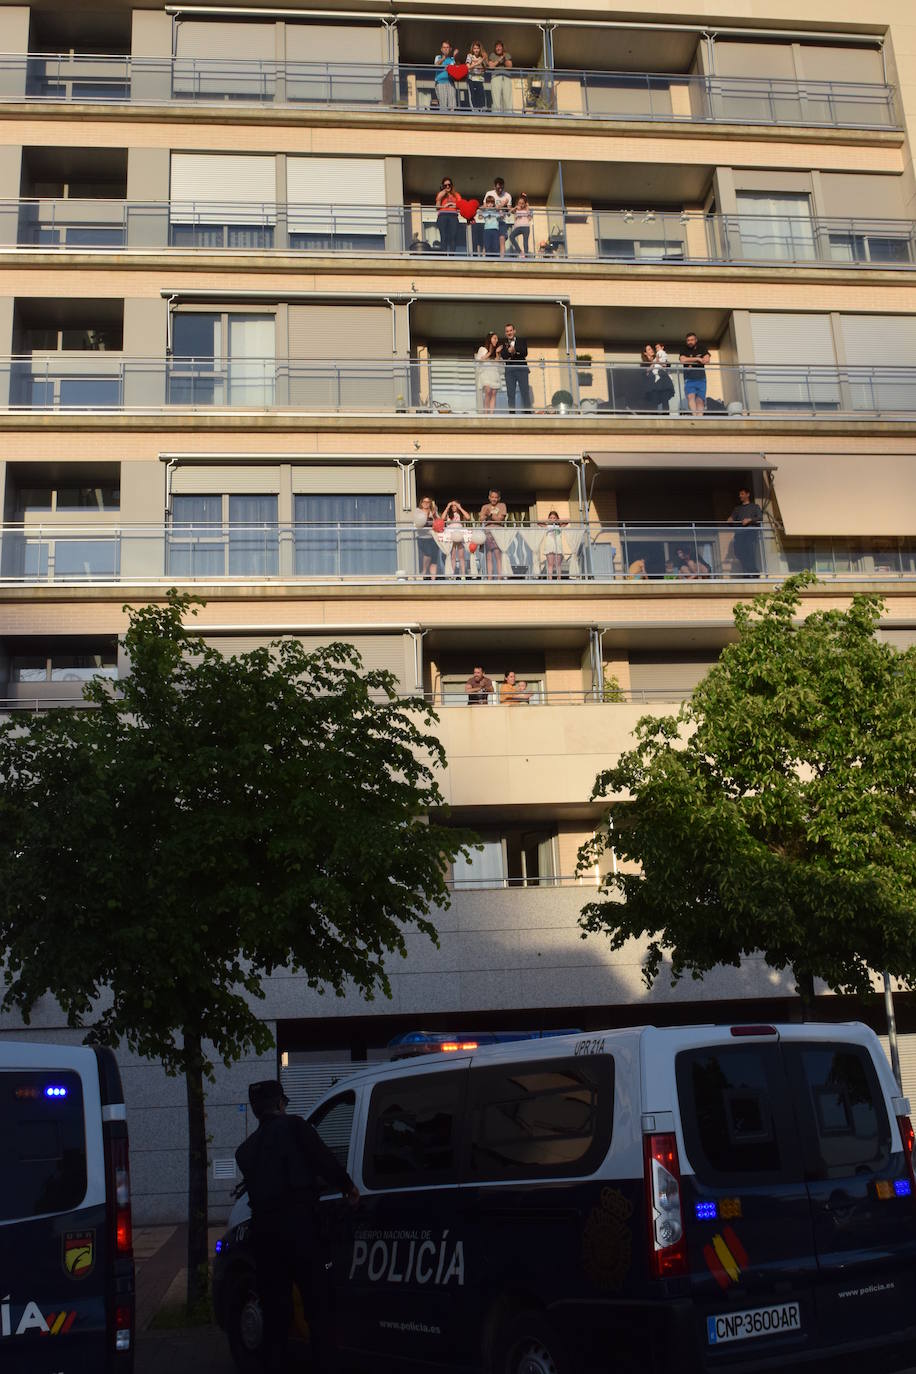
[
  {"x1": 214, "y1": 1022, "x2": 916, "y2": 1374},
  {"x1": 0, "y1": 1040, "x2": 135, "y2": 1374}
]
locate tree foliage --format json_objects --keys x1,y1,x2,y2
[
  {"x1": 578, "y1": 575, "x2": 916, "y2": 999},
  {"x1": 0, "y1": 592, "x2": 473, "y2": 1302}
]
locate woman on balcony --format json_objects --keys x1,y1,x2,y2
[
  {"x1": 508, "y1": 194, "x2": 533, "y2": 258},
  {"x1": 642, "y1": 343, "x2": 675, "y2": 413},
  {"x1": 435, "y1": 177, "x2": 461, "y2": 254},
  {"x1": 415, "y1": 495, "x2": 441, "y2": 580},
  {"x1": 475, "y1": 332, "x2": 503, "y2": 413},
  {"x1": 466, "y1": 41, "x2": 488, "y2": 109}
]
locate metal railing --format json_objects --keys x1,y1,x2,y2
[
  {"x1": 0, "y1": 54, "x2": 900, "y2": 129},
  {"x1": 2, "y1": 356, "x2": 916, "y2": 419},
  {"x1": 4, "y1": 199, "x2": 915, "y2": 270},
  {"x1": 2, "y1": 522, "x2": 913, "y2": 585}
]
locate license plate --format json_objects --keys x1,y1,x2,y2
[{"x1": 707, "y1": 1302, "x2": 801, "y2": 1345}]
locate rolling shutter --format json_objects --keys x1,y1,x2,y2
[
  {"x1": 840, "y1": 316, "x2": 916, "y2": 412},
  {"x1": 749, "y1": 313, "x2": 840, "y2": 408},
  {"x1": 170, "y1": 154, "x2": 276, "y2": 225},
  {"x1": 627, "y1": 654, "x2": 716, "y2": 699},
  {"x1": 288, "y1": 304, "x2": 390, "y2": 359},
  {"x1": 175, "y1": 20, "x2": 275, "y2": 59},
  {"x1": 286, "y1": 157, "x2": 386, "y2": 236},
  {"x1": 840, "y1": 316, "x2": 916, "y2": 368},
  {"x1": 284, "y1": 23, "x2": 388, "y2": 63}
]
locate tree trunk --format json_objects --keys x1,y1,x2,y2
[
  {"x1": 796, "y1": 969, "x2": 816, "y2": 1020},
  {"x1": 184, "y1": 1028, "x2": 209, "y2": 1311}
]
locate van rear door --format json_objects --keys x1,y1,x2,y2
[
  {"x1": 784, "y1": 1036, "x2": 916, "y2": 1346},
  {"x1": 0, "y1": 1046, "x2": 116, "y2": 1374},
  {"x1": 675, "y1": 1039, "x2": 816, "y2": 1362}
]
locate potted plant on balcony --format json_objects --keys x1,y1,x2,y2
[
  {"x1": 575, "y1": 354, "x2": 593, "y2": 387},
  {"x1": 551, "y1": 389, "x2": 574, "y2": 414}
]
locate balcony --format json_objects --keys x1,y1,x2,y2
[
  {"x1": 1, "y1": 54, "x2": 900, "y2": 130},
  {"x1": 2, "y1": 356, "x2": 916, "y2": 420},
  {"x1": 1, "y1": 522, "x2": 913, "y2": 586},
  {"x1": 5, "y1": 199, "x2": 914, "y2": 270}
]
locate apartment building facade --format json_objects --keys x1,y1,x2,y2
[{"x1": 0, "y1": 0, "x2": 915, "y2": 1220}]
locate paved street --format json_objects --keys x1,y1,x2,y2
[{"x1": 137, "y1": 1327, "x2": 236, "y2": 1374}]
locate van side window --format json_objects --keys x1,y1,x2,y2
[
  {"x1": 469, "y1": 1056, "x2": 614, "y2": 1180},
  {"x1": 677, "y1": 1046, "x2": 794, "y2": 1183},
  {"x1": 787, "y1": 1043, "x2": 891, "y2": 1179},
  {"x1": 309, "y1": 1090, "x2": 356, "y2": 1173},
  {"x1": 0, "y1": 1070, "x2": 88, "y2": 1220},
  {"x1": 364, "y1": 1071, "x2": 466, "y2": 1189}
]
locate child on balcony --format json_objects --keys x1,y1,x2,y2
[{"x1": 442, "y1": 500, "x2": 471, "y2": 577}]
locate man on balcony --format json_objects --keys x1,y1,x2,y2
[
  {"x1": 727, "y1": 487, "x2": 764, "y2": 577},
  {"x1": 679, "y1": 333, "x2": 711, "y2": 416},
  {"x1": 465, "y1": 665, "x2": 495, "y2": 705},
  {"x1": 502, "y1": 323, "x2": 531, "y2": 412}
]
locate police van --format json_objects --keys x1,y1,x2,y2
[
  {"x1": 214, "y1": 1022, "x2": 916, "y2": 1374},
  {"x1": 0, "y1": 1040, "x2": 135, "y2": 1374}
]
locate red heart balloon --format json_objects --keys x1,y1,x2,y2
[
  {"x1": 447, "y1": 62, "x2": 469, "y2": 81},
  {"x1": 457, "y1": 198, "x2": 480, "y2": 222}
]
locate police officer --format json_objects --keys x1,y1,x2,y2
[{"x1": 236, "y1": 1079, "x2": 359, "y2": 1374}]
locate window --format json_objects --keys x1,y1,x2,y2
[
  {"x1": 170, "y1": 312, "x2": 275, "y2": 406},
  {"x1": 10, "y1": 643, "x2": 118, "y2": 682},
  {"x1": 294, "y1": 493, "x2": 396, "y2": 576},
  {"x1": 469, "y1": 1056, "x2": 613, "y2": 1180},
  {"x1": 452, "y1": 838, "x2": 506, "y2": 889},
  {"x1": 364, "y1": 1070, "x2": 466, "y2": 1188},
  {"x1": 309, "y1": 1090, "x2": 356, "y2": 1175},
  {"x1": 677, "y1": 1045, "x2": 796, "y2": 1183},
  {"x1": 15, "y1": 481, "x2": 120, "y2": 514},
  {"x1": 0, "y1": 1070, "x2": 88, "y2": 1220},
  {"x1": 229, "y1": 495, "x2": 278, "y2": 575},
  {"x1": 787, "y1": 1043, "x2": 891, "y2": 1180},
  {"x1": 169, "y1": 495, "x2": 226, "y2": 576},
  {"x1": 735, "y1": 193, "x2": 815, "y2": 262}
]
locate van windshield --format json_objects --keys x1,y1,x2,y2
[{"x1": 0, "y1": 1070, "x2": 88, "y2": 1220}]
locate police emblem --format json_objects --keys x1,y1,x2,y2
[
  {"x1": 63, "y1": 1231, "x2": 95, "y2": 1280},
  {"x1": 582, "y1": 1187, "x2": 633, "y2": 1290}
]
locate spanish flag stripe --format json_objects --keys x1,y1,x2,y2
[
  {"x1": 722, "y1": 1225, "x2": 749, "y2": 1269},
  {"x1": 712, "y1": 1232, "x2": 741, "y2": 1283},
  {"x1": 51, "y1": 1311, "x2": 68, "y2": 1336},
  {"x1": 703, "y1": 1242, "x2": 731, "y2": 1290},
  {"x1": 41, "y1": 1313, "x2": 56, "y2": 1336},
  {"x1": 61, "y1": 1311, "x2": 77, "y2": 1334}
]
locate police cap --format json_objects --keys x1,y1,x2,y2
[{"x1": 248, "y1": 1079, "x2": 289, "y2": 1115}]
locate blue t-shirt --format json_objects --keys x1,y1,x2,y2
[{"x1": 434, "y1": 53, "x2": 452, "y2": 82}]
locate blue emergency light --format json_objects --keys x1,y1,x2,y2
[
  {"x1": 895, "y1": 1179, "x2": 912, "y2": 1197},
  {"x1": 695, "y1": 1201, "x2": 718, "y2": 1220},
  {"x1": 44, "y1": 1085, "x2": 68, "y2": 1098}
]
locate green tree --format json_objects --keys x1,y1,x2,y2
[
  {"x1": 0, "y1": 593, "x2": 472, "y2": 1308},
  {"x1": 578, "y1": 574, "x2": 916, "y2": 1005}
]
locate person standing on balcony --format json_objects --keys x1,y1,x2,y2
[
  {"x1": 488, "y1": 41, "x2": 513, "y2": 113},
  {"x1": 442, "y1": 499, "x2": 471, "y2": 577},
  {"x1": 492, "y1": 177, "x2": 512, "y2": 257},
  {"x1": 508, "y1": 193, "x2": 533, "y2": 258},
  {"x1": 727, "y1": 487, "x2": 764, "y2": 577},
  {"x1": 435, "y1": 177, "x2": 461, "y2": 254},
  {"x1": 479, "y1": 487, "x2": 508, "y2": 578},
  {"x1": 480, "y1": 193, "x2": 501, "y2": 257},
  {"x1": 679, "y1": 332, "x2": 711, "y2": 416},
  {"x1": 642, "y1": 343, "x2": 675, "y2": 413},
  {"x1": 434, "y1": 40, "x2": 458, "y2": 111},
  {"x1": 415, "y1": 495, "x2": 441, "y2": 580},
  {"x1": 475, "y1": 334, "x2": 504, "y2": 415},
  {"x1": 465, "y1": 665, "x2": 494, "y2": 705},
  {"x1": 540, "y1": 509, "x2": 569, "y2": 580},
  {"x1": 466, "y1": 40, "x2": 488, "y2": 109},
  {"x1": 500, "y1": 670, "x2": 532, "y2": 705},
  {"x1": 502, "y1": 323, "x2": 531, "y2": 412}
]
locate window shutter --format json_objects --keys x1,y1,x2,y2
[
  {"x1": 170, "y1": 154, "x2": 277, "y2": 225},
  {"x1": 840, "y1": 315, "x2": 916, "y2": 368},
  {"x1": 750, "y1": 312, "x2": 839, "y2": 408},
  {"x1": 175, "y1": 20, "x2": 276, "y2": 59},
  {"x1": 286, "y1": 157, "x2": 387, "y2": 236}
]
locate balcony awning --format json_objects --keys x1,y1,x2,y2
[
  {"x1": 771, "y1": 453, "x2": 916, "y2": 536},
  {"x1": 586, "y1": 452, "x2": 776, "y2": 471}
]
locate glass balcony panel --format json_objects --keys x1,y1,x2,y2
[{"x1": 51, "y1": 538, "x2": 120, "y2": 579}]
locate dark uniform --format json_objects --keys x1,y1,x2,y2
[{"x1": 236, "y1": 1080, "x2": 356, "y2": 1374}]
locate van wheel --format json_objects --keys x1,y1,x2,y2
[
  {"x1": 224, "y1": 1267, "x2": 264, "y2": 1374},
  {"x1": 494, "y1": 1310, "x2": 571, "y2": 1374}
]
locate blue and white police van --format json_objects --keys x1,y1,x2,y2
[
  {"x1": 214, "y1": 1022, "x2": 916, "y2": 1374},
  {"x1": 0, "y1": 1040, "x2": 135, "y2": 1374}
]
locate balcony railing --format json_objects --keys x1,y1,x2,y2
[
  {"x1": 3, "y1": 356, "x2": 916, "y2": 419},
  {"x1": 5, "y1": 199, "x2": 915, "y2": 270},
  {"x1": 2, "y1": 522, "x2": 913, "y2": 585},
  {"x1": 1, "y1": 54, "x2": 900, "y2": 129}
]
